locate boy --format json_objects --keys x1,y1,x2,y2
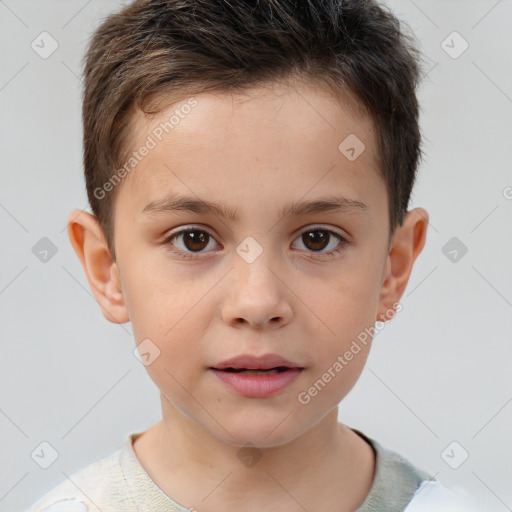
[{"x1": 27, "y1": 0, "x2": 478, "y2": 511}]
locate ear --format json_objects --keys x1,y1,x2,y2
[
  {"x1": 67, "y1": 209, "x2": 129, "y2": 324},
  {"x1": 376, "y1": 207, "x2": 429, "y2": 322}
]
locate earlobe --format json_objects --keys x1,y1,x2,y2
[
  {"x1": 67, "y1": 209, "x2": 129, "y2": 324},
  {"x1": 376, "y1": 208, "x2": 429, "y2": 322}
]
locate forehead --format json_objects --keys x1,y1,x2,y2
[
  {"x1": 117, "y1": 79, "x2": 385, "y2": 224},
  {"x1": 128, "y1": 79, "x2": 374, "y2": 154}
]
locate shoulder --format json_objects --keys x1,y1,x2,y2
[
  {"x1": 25, "y1": 445, "x2": 132, "y2": 512},
  {"x1": 350, "y1": 429, "x2": 479, "y2": 512},
  {"x1": 403, "y1": 479, "x2": 480, "y2": 512}
]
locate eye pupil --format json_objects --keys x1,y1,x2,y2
[
  {"x1": 303, "y1": 230, "x2": 329, "y2": 251},
  {"x1": 168, "y1": 227, "x2": 343, "y2": 259},
  {"x1": 184, "y1": 231, "x2": 208, "y2": 251}
]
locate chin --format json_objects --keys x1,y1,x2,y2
[{"x1": 210, "y1": 414, "x2": 307, "y2": 449}]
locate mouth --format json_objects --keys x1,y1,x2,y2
[
  {"x1": 216, "y1": 366, "x2": 296, "y2": 375},
  {"x1": 211, "y1": 353, "x2": 304, "y2": 372},
  {"x1": 209, "y1": 365, "x2": 304, "y2": 398},
  {"x1": 209, "y1": 353, "x2": 305, "y2": 397}
]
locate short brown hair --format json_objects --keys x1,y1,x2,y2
[{"x1": 81, "y1": 0, "x2": 425, "y2": 260}]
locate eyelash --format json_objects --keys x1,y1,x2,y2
[{"x1": 162, "y1": 225, "x2": 348, "y2": 261}]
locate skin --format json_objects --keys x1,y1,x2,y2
[{"x1": 68, "y1": 78, "x2": 428, "y2": 512}]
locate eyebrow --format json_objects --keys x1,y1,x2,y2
[{"x1": 142, "y1": 193, "x2": 368, "y2": 221}]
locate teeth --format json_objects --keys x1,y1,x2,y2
[
  {"x1": 223, "y1": 367, "x2": 289, "y2": 375},
  {"x1": 237, "y1": 369, "x2": 281, "y2": 375}
]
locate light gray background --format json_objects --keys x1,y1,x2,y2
[{"x1": 1, "y1": 0, "x2": 511, "y2": 511}]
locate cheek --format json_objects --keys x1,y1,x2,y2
[
  {"x1": 121, "y1": 260, "x2": 204, "y2": 340},
  {"x1": 299, "y1": 260, "x2": 381, "y2": 345},
  {"x1": 133, "y1": 310, "x2": 208, "y2": 410},
  {"x1": 123, "y1": 264, "x2": 213, "y2": 375},
  {"x1": 292, "y1": 261, "x2": 379, "y2": 400}
]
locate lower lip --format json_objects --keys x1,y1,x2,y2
[{"x1": 210, "y1": 368, "x2": 303, "y2": 398}]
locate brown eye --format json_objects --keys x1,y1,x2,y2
[
  {"x1": 181, "y1": 230, "x2": 209, "y2": 252},
  {"x1": 301, "y1": 230, "x2": 330, "y2": 251},
  {"x1": 292, "y1": 227, "x2": 347, "y2": 258},
  {"x1": 165, "y1": 228, "x2": 219, "y2": 257}
]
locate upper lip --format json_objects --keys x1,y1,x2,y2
[{"x1": 211, "y1": 354, "x2": 304, "y2": 370}]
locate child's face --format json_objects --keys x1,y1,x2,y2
[{"x1": 73, "y1": 80, "x2": 427, "y2": 448}]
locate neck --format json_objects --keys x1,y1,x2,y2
[{"x1": 133, "y1": 396, "x2": 375, "y2": 512}]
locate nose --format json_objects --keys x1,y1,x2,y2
[{"x1": 221, "y1": 247, "x2": 293, "y2": 329}]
